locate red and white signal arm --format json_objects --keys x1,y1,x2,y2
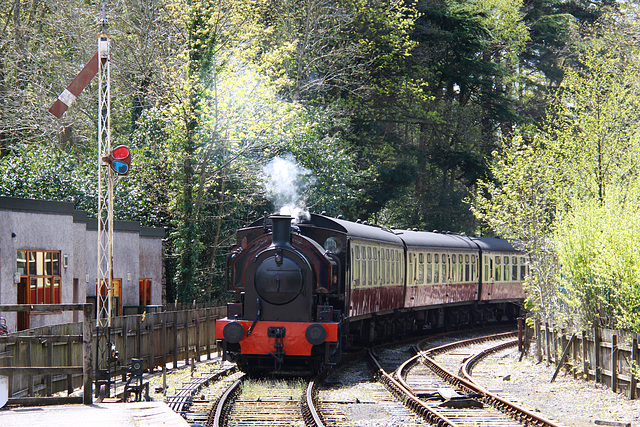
[{"x1": 48, "y1": 52, "x2": 100, "y2": 119}]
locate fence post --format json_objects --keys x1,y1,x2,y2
[
  {"x1": 136, "y1": 315, "x2": 142, "y2": 360},
  {"x1": 121, "y1": 316, "x2": 129, "y2": 366},
  {"x1": 195, "y1": 308, "x2": 201, "y2": 362},
  {"x1": 611, "y1": 334, "x2": 617, "y2": 393},
  {"x1": 593, "y1": 327, "x2": 600, "y2": 383},
  {"x1": 67, "y1": 336, "x2": 74, "y2": 395},
  {"x1": 161, "y1": 311, "x2": 167, "y2": 370},
  {"x1": 149, "y1": 313, "x2": 155, "y2": 372},
  {"x1": 535, "y1": 319, "x2": 542, "y2": 363},
  {"x1": 582, "y1": 331, "x2": 588, "y2": 380},
  {"x1": 26, "y1": 340, "x2": 33, "y2": 396},
  {"x1": 82, "y1": 303, "x2": 93, "y2": 405},
  {"x1": 553, "y1": 328, "x2": 559, "y2": 366},
  {"x1": 572, "y1": 333, "x2": 577, "y2": 378},
  {"x1": 206, "y1": 307, "x2": 211, "y2": 360},
  {"x1": 173, "y1": 310, "x2": 178, "y2": 369},
  {"x1": 631, "y1": 337, "x2": 638, "y2": 400},
  {"x1": 47, "y1": 341, "x2": 54, "y2": 395},
  {"x1": 184, "y1": 311, "x2": 190, "y2": 366},
  {"x1": 545, "y1": 322, "x2": 551, "y2": 365}
]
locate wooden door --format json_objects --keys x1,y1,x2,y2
[{"x1": 17, "y1": 277, "x2": 29, "y2": 330}]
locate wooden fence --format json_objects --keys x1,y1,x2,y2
[
  {"x1": 0, "y1": 304, "x2": 93, "y2": 405},
  {"x1": 0, "y1": 305, "x2": 226, "y2": 405},
  {"x1": 534, "y1": 320, "x2": 640, "y2": 399}
]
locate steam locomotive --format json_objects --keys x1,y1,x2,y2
[{"x1": 216, "y1": 213, "x2": 525, "y2": 373}]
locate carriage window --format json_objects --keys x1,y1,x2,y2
[
  {"x1": 512, "y1": 257, "x2": 519, "y2": 281},
  {"x1": 451, "y1": 255, "x2": 456, "y2": 281},
  {"x1": 520, "y1": 257, "x2": 527, "y2": 281},
  {"x1": 418, "y1": 253, "x2": 424, "y2": 284},
  {"x1": 465, "y1": 255, "x2": 470, "y2": 282},
  {"x1": 362, "y1": 248, "x2": 367, "y2": 287},
  {"x1": 367, "y1": 247, "x2": 373, "y2": 286},
  {"x1": 426, "y1": 253, "x2": 432, "y2": 284},
  {"x1": 381, "y1": 249, "x2": 386, "y2": 285},
  {"x1": 390, "y1": 250, "x2": 395, "y2": 283},
  {"x1": 504, "y1": 256, "x2": 509, "y2": 281},
  {"x1": 352, "y1": 247, "x2": 358, "y2": 288},
  {"x1": 471, "y1": 255, "x2": 477, "y2": 281},
  {"x1": 495, "y1": 256, "x2": 502, "y2": 281},
  {"x1": 442, "y1": 255, "x2": 448, "y2": 282},
  {"x1": 433, "y1": 254, "x2": 440, "y2": 284}
]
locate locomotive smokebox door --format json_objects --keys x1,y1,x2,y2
[{"x1": 255, "y1": 256, "x2": 303, "y2": 305}]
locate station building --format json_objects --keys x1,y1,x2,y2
[{"x1": 0, "y1": 196, "x2": 164, "y2": 332}]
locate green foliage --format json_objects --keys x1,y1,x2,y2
[
  {"x1": 0, "y1": 144, "x2": 96, "y2": 212},
  {"x1": 470, "y1": 136, "x2": 562, "y2": 321},
  {"x1": 470, "y1": 17, "x2": 640, "y2": 329},
  {"x1": 556, "y1": 189, "x2": 640, "y2": 332}
]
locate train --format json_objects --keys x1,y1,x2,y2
[{"x1": 216, "y1": 213, "x2": 526, "y2": 373}]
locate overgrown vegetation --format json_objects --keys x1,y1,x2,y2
[{"x1": 4, "y1": 0, "x2": 640, "y2": 331}]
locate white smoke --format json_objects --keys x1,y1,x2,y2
[{"x1": 262, "y1": 153, "x2": 316, "y2": 222}]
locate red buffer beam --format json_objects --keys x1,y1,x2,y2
[{"x1": 48, "y1": 52, "x2": 99, "y2": 119}]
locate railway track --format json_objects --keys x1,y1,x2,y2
[
  {"x1": 168, "y1": 330, "x2": 564, "y2": 426},
  {"x1": 383, "y1": 332, "x2": 563, "y2": 427},
  {"x1": 208, "y1": 375, "x2": 313, "y2": 427}
]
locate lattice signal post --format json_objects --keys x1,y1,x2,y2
[
  {"x1": 49, "y1": 4, "x2": 131, "y2": 398},
  {"x1": 94, "y1": 11, "x2": 117, "y2": 398}
]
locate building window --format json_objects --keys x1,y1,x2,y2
[{"x1": 17, "y1": 250, "x2": 61, "y2": 304}]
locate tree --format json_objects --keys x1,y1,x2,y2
[
  {"x1": 470, "y1": 137, "x2": 562, "y2": 322},
  {"x1": 471, "y1": 18, "x2": 640, "y2": 330}
]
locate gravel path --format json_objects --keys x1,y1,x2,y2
[{"x1": 470, "y1": 344, "x2": 640, "y2": 427}]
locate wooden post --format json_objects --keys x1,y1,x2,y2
[
  {"x1": 572, "y1": 333, "x2": 578, "y2": 378},
  {"x1": 206, "y1": 308, "x2": 211, "y2": 360},
  {"x1": 121, "y1": 316, "x2": 129, "y2": 366},
  {"x1": 545, "y1": 322, "x2": 552, "y2": 365},
  {"x1": 517, "y1": 317, "x2": 524, "y2": 352},
  {"x1": 136, "y1": 315, "x2": 142, "y2": 360},
  {"x1": 195, "y1": 308, "x2": 200, "y2": 362},
  {"x1": 593, "y1": 327, "x2": 601, "y2": 383},
  {"x1": 582, "y1": 331, "x2": 588, "y2": 380},
  {"x1": 553, "y1": 328, "x2": 559, "y2": 366},
  {"x1": 162, "y1": 311, "x2": 167, "y2": 370},
  {"x1": 82, "y1": 304, "x2": 93, "y2": 405},
  {"x1": 47, "y1": 341, "x2": 53, "y2": 395},
  {"x1": 26, "y1": 340, "x2": 33, "y2": 396},
  {"x1": 173, "y1": 310, "x2": 178, "y2": 369},
  {"x1": 551, "y1": 334, "x2": 576, "y2": 383},
  {"x1": 184, "y1": 311, "x2": 190, "y2": 366},
  {"x1": 67, "y1": 336, "x2": 74, "y2": 395},
  {"x1": 535, "y1": 319, "x2": 542, "y2": 363},
  {"x1": 631, "y1": 338, "x2": 638, "y2": 400},
  {"x1": 149, "y1": 313, "x2": 155, "y2": 373},
  {"x1": 611, "y1": 334, "x2": 617, "y2": 393}
]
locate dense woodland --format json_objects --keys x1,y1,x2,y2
[{"x1": 2, "y1": 0, "x2": 640, "y2": 332}]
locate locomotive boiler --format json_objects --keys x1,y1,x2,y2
[{"x1": 216, "y1": 213, "x2": 525, "y2": 373}]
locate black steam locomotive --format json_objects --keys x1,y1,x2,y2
[{"x1": 216, "y1": 213, "x2": 524, "y2": 373}]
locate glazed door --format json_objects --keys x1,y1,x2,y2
[{"x1": 17, "y1": 277, "x2": 29, "y2": 330}]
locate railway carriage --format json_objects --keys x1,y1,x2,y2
[{"x1": 217, "y1": 212, "x2": 526, "y2": 373}]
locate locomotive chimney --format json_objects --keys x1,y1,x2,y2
[{"x1": 271, "y1": 215, "x2": 293, "y2": 248}]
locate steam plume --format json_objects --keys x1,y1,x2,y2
[{"x1": 262, "y1": 153, "x2": 316, "y2": 222}]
